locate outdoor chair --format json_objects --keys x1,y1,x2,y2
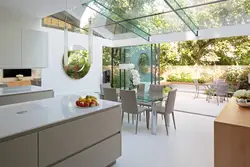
[
  {"x1": 193, "y1": 79, "x2": 199, "y2": 99},
  {"x1": 215, "y1": 83, "x2": 229, "y2": 105}
]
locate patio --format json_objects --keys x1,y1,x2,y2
[{"x1": 175, "y1": 91, "x2": 227, "y2": 117}]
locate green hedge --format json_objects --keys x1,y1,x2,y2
[{"x1": 167, "y1": 72, "x2": 206, "y2": 84}]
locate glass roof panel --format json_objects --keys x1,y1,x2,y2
[
  {"x1": 94, "y1": 0, "x2": 172, "y2": 19},
  {"x1": 60, "y1": 0, "x2": 250, "y2": 40},
  {"x1": 163, "y1": 0, "x2": 198, "y2": 35},
  {"x1": 83, "y1": 1, "x2": 151, "y2": 41},
  {"x1": 175, "y1": 0, "x2": 228, "y2": 8},
  {"x1": 130, "y1": 12, "x2": 189, "y2": 35},
  {"x1": 185, "y1": 0, "x2": 250, "y2": 29}
]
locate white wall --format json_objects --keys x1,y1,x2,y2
[
  {"x1": 42, "y1": 28, "x2": 113, "y2": 95},
  {"x1": 0, "y1": 6, "x2": 114, "y2": 95}
]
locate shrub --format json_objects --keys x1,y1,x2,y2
[
  {"x1": 167, "y1": 72, "x2": 193, "y2": 83},
  {"x1": 163, "y1": 86, "x2": 172, "y2": 93},
  {"x1": 221, "y1": 66, "x2": 244, "y2": 84},
  {"x1": 238, "y1": 68, "x2": 250, "y2": 90}
]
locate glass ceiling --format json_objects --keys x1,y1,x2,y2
[{"x1": 48, "y1": 0, "x2": 250, "y2": 41}]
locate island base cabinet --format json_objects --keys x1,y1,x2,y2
[
  {"x1": 53, "y1": 133, "x2": 121, "y2": 167},
  {"x1": 39, "y1": 106, "x2": 121, "y2": 167},
  {"x1": 0, "y1": 133, "x2": 37, "y2": 167},
  {"x1": 214, "y1": 122, "x2": 250, "y2": 167}
]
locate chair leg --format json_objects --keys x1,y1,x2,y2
[
  {"x1": 135, "y1": 114, "x2": 139, "y2": 134},
  {"x1": 163, "y1": 114, "x2": 169, "y2": 135},
  {"x1": 172, "y1": 112, "x2": 176, "y2": 130},
  {"x1": 132, "y1": 115, "x2": 135, "y2": 124},
  {"x1": 128, "y1": 113, "x2": 130, "y2": 123},
  {"x1": 121, "y1": 111, "x2": 124, "y2": 124},
  {"x1": 217, "y1": 96, "x2": 219, "y2": 105},
  {"x1": 197, "y1": 86, "x2": 199, "y2": 98},
  {"x1": 146, "y1": 111, "x2": 150, "y2": 130}
]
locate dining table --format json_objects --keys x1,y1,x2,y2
[{"x1": 96, "y1": 89, "x2": 168, "y2": 135}]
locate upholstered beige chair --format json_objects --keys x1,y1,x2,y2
[
  {"x1": 154, "y1": 89, "x2": 177, "y2": 135},
  {"x1": 120, "y1": 90, "x2": 149, "y2": 134},
  {"x1": 103, "y1": 88, "x2": 118, "y2": 102}
]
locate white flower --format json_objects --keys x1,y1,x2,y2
[
  {"x1": 234, "y1": 90, "x2": 247, "y2": 99},
  {"x1": 246, "y1": 90, "x2": 250, "y2": 99},
  {"x1": 130, "y1": 69, "x2": 140, "y2": 86}
]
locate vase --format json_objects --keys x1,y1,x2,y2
[
  {"x1": 133, "y1": 88, "x2": 137, "y2": 94},
  {"x1": 236, "y1": 99, "x2": 250, "y2": 108}
]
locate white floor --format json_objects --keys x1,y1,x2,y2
[
  {"x1": 175, "y1": 92, "x2": 227, "y2": 117},
  {"x1": 114, "y1": 112, "x2": 215, "y2": 167}
]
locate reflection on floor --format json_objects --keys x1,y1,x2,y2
[{"x1": 114, "y1": 112, "x2": 215, "y2": 167}]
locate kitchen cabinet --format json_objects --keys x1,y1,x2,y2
[
  {"x1": 0, "y1": 133, "x2": 37, "y2": 167},
  {"x1": 0, "y1": 97, "x2": 121, "y2": 167},
  {"x1": 39, "y1": 107, "x2": 121, "y2": 167},
  {"x1": 22, "y1": 29, "x2": 48, "y2": 68},
  {"x1": 0, "y1": 25, "x2": 22, "y2": 68},
  {"x1": 215, "y1": 98, "x2": 250, "y2": 167},
  {"x1": 0, "y1": 27, "x2": 48, "y2": 69}
]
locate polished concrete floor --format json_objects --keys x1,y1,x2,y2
[
  {"x1": 175, "y1": 92, "x2": 227, "y2": 117},
  {"x1": 114, "y1": 111, "x2": 215, "y2": 167}
]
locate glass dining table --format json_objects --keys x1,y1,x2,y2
[{"x1": 97, "y1": 90, "x2": 168, "y2": 135}]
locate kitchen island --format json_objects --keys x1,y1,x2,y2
[
  {"x1": 0, "y1": 94, "x2": 122, "y2": 167},
  {"x1": 0, "y1": 85, "x2": 54, "y2": 106},
  {"x1": 214, "y1": 98, "x2": 250, "y2": 167}
]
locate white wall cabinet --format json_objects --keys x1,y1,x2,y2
[
  {"x1": 0, "y1": 27, "x2": 48, "y2": 69},
  {"x1": 22, "y1": 29, "x2": 48, "y2": 68},
  {"x1": 0, "y1": 25, "x2": 22, "y2": 68}
]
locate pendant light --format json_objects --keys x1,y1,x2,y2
[
  {"x1": 64, "y1": 0, "x2": 69, "y2": 66},
  {"x1": 88, "y1": 17, "x2": 93, "y2": 64}
]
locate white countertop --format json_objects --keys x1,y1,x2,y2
[
  {"x1": 0, "y1": 86, "x2": 53, "y2": 97},
  {"x1": 0, "y1": 94, "x2": 120, "y2": 142}
]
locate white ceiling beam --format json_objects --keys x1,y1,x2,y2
[{"x1": 112, "y1": 23, "x2": 250, "y2": 47}]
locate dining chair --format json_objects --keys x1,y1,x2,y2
[
  {"x1": 120, "y1": 90, "x2": 149, "y2": 134},
  {"x1": 103, "y1": 88, "x2": 118, "y2": 102},
  {"x1": 137, "y1": 83, "x2": 145, "y2": 96},
  {"x1": 100, "y1": 83, "x2": 111, "y2": 99},
  {"x1": 153, "y1": 89, "x2": 177, "y2": 135},
  {"x1": 138, "y1": 84, "x2": 164, "y2": 107},
  {"x1": 100, "y1": 83, "x2": 111, "y2": 94}
]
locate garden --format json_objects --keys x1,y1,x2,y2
[{"x1": 103, "y1": 35, "x2": 250, "y2": 92}]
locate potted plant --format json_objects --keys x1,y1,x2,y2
[
  {"x1": 234, "y1": 90, "x2": 250, "y2": 108},
  {"x1": 129, "y1": 69, "x2": 140, "y2": 92}
]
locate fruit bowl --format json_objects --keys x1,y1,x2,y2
[{"x1": 76, "y1": 95, "x2": 99, "y2": 108}]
